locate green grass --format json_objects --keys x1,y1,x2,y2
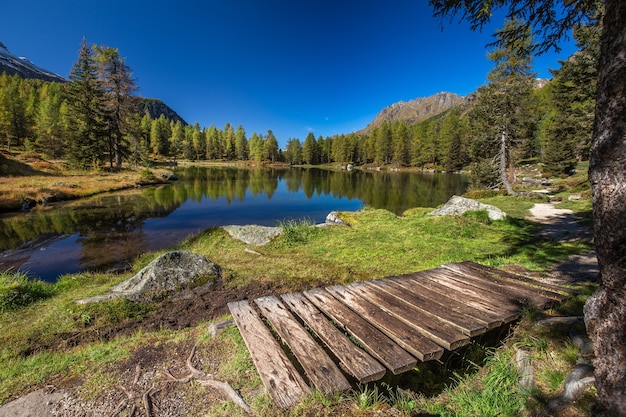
[{"x1": 0, "y1": 178, "x2": 598, "y2": 414}]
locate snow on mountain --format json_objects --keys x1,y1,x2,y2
[{"x1": 0, "y1": 42, "x2": 66, "y2": 82}]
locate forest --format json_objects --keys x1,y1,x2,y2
[{"x1": 0, "y1": 15, "x2": 598, "y2": 190}]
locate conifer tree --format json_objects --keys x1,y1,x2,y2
[
  {"x1": 35, "y1": 83, "x2": 65, "y2": 158},
  {"x1": 94, "y1": 46, "x2": 138, "y2": 168},
  {"x1": 234, "y1": 124, "x2": 248, "y2": 160},
  {"x1": 302, "y1": 132, "x2": 319, "y2": 164},
  {"x1": 467, "y1": 19, "x2": 535, "y2": 193},
  {"x1": 264, "y1": 130, "x2": 279, "y2": 162},
  {"x1": 64, "y1": 39, "x2": 108, "y2": 169}
]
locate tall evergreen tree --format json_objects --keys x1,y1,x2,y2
[
  {"x1": 302, "y1": 132, "x2": 319, "y2": 164},
  {"x1": 94, "y1": 46, "x2": 138, "y2": 168},
  {"x1": 467, "y1": 19, "x2": 535, "y2": 194},
  {"x1": 0, "y1": 75, "x2": 28, "y2": 152},
  {"x1": 543, "y1": 7, "x2": 601, "y2": 175},
  {"x1": 64, "y1": 39, "x2": 108, "y2": 169}
]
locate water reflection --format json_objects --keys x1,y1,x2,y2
[{"x1": 0, "y1": 167, "x2": 466, "y2": 281}]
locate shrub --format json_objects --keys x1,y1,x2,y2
[{"x1": 0, "y1": 271, "x2": 54, "y2": 312}]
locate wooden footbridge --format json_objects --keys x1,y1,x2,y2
[{"x1": 228, "y1": 261, "x2": 574, "y2": 408}]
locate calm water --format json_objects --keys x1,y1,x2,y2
[{"x1": 0, "y1": 167, "x2": 467, "y2": 282}]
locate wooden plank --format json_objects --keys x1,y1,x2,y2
[
  {"x1": 281, "y1": 292, "x2": 386, "y2": 383},
  {"x1": 403, "y1": 270, "x2": 521, "y2": 323},
  {"x1": 365, "y1": 278, "x2": 489, "y2": 336},
  {"x1": 325, "y1": 285, "x2": 444, "y2": 362},
  {"x1": 347, "y1": 282, "x2": 470, "y2": 350},
  {"x1": 435, "y1": 267, "x2": 557, "y2": 309},
  {"x1": 304, "y1": 288, "x2": 417, "y2": 374},
  {"x1": 446, "y1": 261, "x2": 574, "y2": 299},
  {"x1": 228, "y1": 300, "x2": 311, "y2": 408},
  {"x1": 387, "y1": 275, "x2": 504, "y2": 330},
  {"x1": 254, "y1": 296, "x2": 351, "y2": 394}
]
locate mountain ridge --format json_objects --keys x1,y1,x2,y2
[
  {"x1": 0, "y1": 42, "x2": 66, "y2": 83},
  {"x1": 359, "y1": 92, "x2": 467, "y2": 133}
]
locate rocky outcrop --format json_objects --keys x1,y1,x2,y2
[
  {"x1": 222, "y1": 225, "x2": 283, "y2": 246},
  {"x1": 429, "y1": 195, "x2": 507, "y2": 221},
  {"x1": 77, "y1": 251, "x2": 221, "y2": 304},
  {"x1": 360, "y1": 92, "x2": 466, "y2": 133}
]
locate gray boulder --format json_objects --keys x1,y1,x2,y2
[
  {"x1": 429, "y1": 195, "x2": 507, "y2": 221},
  {"x1": 222, "y1": 225, "x2": 283, "y2": 246},
  {"x1": 325, "y1": 211, "x2": 347, "y2": 225},
  {"x1": 77, "y1": 251, "x2": 221, "y2": 304}
]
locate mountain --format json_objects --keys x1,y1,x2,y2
[
  {"x1": 0, "y1": 42, "x2": 66, "y2": 83},
  {"x1": 360, "y1": 92, "x2": 467, "y2": 133},
  {"x1": 134, "y1": 97, "x2": 187, "y2": 125}
]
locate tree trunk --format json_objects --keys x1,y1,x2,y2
[
  {"x1": 499, "y1": 129, "x2": 516, "y2": 195},
  {"x1": 584, "y1": 0, "x2": 626, "y2": 415}
]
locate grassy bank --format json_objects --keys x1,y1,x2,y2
[
  {"x1": 0, "y1": 180, "x2": 596, "y2": 415},
  {"x1": 0, "y1": 151, "x2": 170, "y2": 212}
]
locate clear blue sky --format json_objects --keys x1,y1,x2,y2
[{"x1": 2, "y1": 0, "x2": 576, "y2": 148}]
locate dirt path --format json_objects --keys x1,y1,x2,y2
[{"x1": 528, "y1": 202, "x2": 598, "y2": 284}]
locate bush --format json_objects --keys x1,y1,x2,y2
[{"x1": 0, "y1": 271, "x2": 54, "y2": 312}]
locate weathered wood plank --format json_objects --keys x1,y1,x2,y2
[
  {"x1": 347, "y1": 282, "x2": 470, "y2": 350},
  {"x1": 445, "y1": 261, "x2": 574, "y2": 299},
  {"x1": 325, "y1": 285, "x2": 444, "y2": 362},
  {"x1": 281, "y1": 292, "x2": 386, "y2": 383},
  {"x1": 254, "y1": 296, "x2": 351, "y2": 394},
  {"x1": 404, "y1": 270, "x2": 521, "y2": 323},
  {"x1": 364, "y1": 279, "x2": 488, "y2": 337},
  {"x1": 304, "y1": 288, "x2": 417, "y2": 374},
  {"x1": 387, "y1": 275, "x2": 504, "y2": 330},
  {"x1": 435, "y1": 267, "x2": 558, "y2": 309},
  {"x1": 227, "y1": 300, "x2": 311, "y2": 408}
]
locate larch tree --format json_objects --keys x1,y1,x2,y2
[
  {"x1": 64, "y1": 39, "x2": 108, "y2": 169},
  {"x1": 430, "y1": 0, "x2": 626, "y2": 414},
  {"x1": 94, "y1": 46, "x2": 138, "y2": 168}
]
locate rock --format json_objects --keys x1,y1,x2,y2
[
  {"x1": 325, "y1": 211, "x2": 347, "y2": 225},
  {"x1": 222, "y1": 225, "x2": 282, "y2": 246},
  {"x1": 0, "y1": 389, "x2": 64, "y2": 417},
  {"x1": 568, "y1": 194, "x2": 582, "y2": 201},
  {"x1": 429, "y1": 195, "x2": 507, "y2": 221},
  {"x1": 346, "y1": 164, "x2": 354, "y2": 171},
  {"x1": 77, "y1": 251, "x2": 221, "y2": 304}
]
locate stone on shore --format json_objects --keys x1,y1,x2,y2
[
  {"x1": 429, "y1": 195, "x2": 507, "y2": 221},
  {"x1": 77, "y1": 251, "x2": 221, "y2": 304},
  {"x1": 222, "y1": 225, "x2": 283, "y2": 246}
]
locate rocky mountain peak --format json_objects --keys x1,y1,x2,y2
[
  {"x1": 361, "y1": 92, "x2": 466, "y2": 133},
  {"x1": 0, "y1": 42, "x2": 66, "y2": 83}
]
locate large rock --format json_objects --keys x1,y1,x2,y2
[
  {"x1": 429, "y1": 195, "x2": 507, "y2": 221},
  {"x1": 222, "y1": 225, "x2": 283, "y2": 246},
  {"x1": 78, "y1": 251, "x2": 221, "y2": 304}
]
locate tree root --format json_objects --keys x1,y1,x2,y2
[{"x1": 164, "y1": 344, "x2": 251, "y2": 413}]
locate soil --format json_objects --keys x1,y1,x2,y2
[{"x1": 0, "y1": 202, "x2": 599, "y2": 417}]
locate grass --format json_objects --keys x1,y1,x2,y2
[{"x1": 0, "y1": 160, "x2": 598, "y2": 415}]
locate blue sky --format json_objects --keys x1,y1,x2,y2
[{"x1": 2, "y1": 0, "x2": 576, "y2": 147}]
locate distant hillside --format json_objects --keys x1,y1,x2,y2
[
  {"x1": 0, "y1": 42, "x2": 66, "y2": 83},
  {"x1": 360, "y1": 92, "x2": 467, "y2": 133},
  {"x1": 134, "y1": 97, "x2": 187, "y2": 125}
]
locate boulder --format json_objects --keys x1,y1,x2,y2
[
  {"x1": 325, "y1": 211, "x2": 347, "y2": 225},
  {"x1": 222, "y1": 225, "x2": 283, "y2": 246},
  {"x1": 429, "y1": 195, "x2": 507, "y2": 221},
  {"x1": 77, "y1": 251, "x2": 221, "y2": 304}
]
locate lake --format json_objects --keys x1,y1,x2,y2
[{"x1": 0, "y1": 167, "x2": 467, "y2": 282}]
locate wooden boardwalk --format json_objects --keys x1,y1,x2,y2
[{"x1": 228, "y1": 261, "x2": 574, "y2": 408}]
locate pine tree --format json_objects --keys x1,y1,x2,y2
[
  {"x1": 64, "y1": 39, "x2": 108, "y2": 169},
  {"x1": 94, "y1": 46, "x2": 138, "y2": 168},
  {"x1": 302, "y1": 132, "x2": 319, "y2": 164},
  {"x1": 467, "y1": 19, "x2": 535, "y2": 193}
]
